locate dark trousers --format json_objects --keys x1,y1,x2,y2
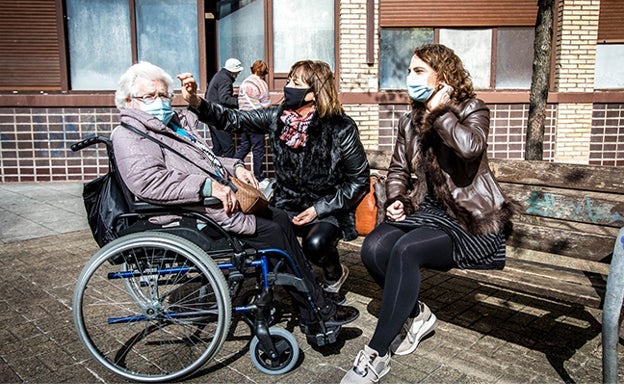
[
  {"x1": 209, "y1": 125, "x2": 234, "y2": 157},
  {"x1": 236, "y1": 207, "x2": 334, "y2": 324},
  {"x1": 234, "y1": 133, "x2": 266, "y2": 180}
]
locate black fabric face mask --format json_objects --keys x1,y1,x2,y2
[{"x1": 283, "y1": 86, "x2": 313, "y2": 109}]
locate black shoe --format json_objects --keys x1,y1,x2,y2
[
  {"x1": 324, "y1": 291, "x2": 346, "y2": 305},
  {"x1": 325, "y1": 304, "x2": 359, "y2": 328}
]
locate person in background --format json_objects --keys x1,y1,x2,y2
[
  {"x1": 341, "y1": 44, "x2": 518, "y2": 383},
  {"x1": 234, "y1": 59, "x2": 274, "y2": 191},
  {"x1": 178, "y1": 60, "x2": 370, "y2": 306},
  {"x1": 204, "y1": 57, "x2": 242, "y2": 157},
  {"x1": 110, "y1": 61, "x2": 360, "y2": 347}
]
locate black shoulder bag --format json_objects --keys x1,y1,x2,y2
[{"x1": 72, "y1": 136, "x2": 129, "y2": 247}]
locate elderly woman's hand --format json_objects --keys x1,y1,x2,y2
[
  {"x1": 212, "y1": 181, "x2": 239, "y2": 215},
  {"x1": 176, "y1": 73, "x2": 201, "y2": 108},
  {"x1": 234, "y1": 166, "x2": 259, "y2": 189}
]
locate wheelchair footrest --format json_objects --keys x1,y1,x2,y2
[{"x1": 300, "y1": 324, "x2": 341, "y2": 347}]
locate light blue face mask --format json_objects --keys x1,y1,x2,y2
[
  {"x1": 139, "y1": 98, "x2": 174, "y2": 125},
  {"x1": 406, "y1": 75, "x2": 435, "y2": 103}
]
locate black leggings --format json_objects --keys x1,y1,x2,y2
[
  {"x1": 295, "y1": 221, "x2": 344, "y2": 282},
  {"x1": 361, "y1": 222, "x2": 457, "y2": 356}
]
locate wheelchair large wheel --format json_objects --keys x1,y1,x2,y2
[
  {"x1": 249, "y1": 327, "x2": 299, "y2": 375},
  {"x1": 73, "y1": 231, "x2": 231, "y2": 382}
]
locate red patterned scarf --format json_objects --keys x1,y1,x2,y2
[{"x1": 279, "y1": 107, "x2": 316, "y2": 149}]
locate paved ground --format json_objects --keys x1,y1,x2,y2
[{"x1": 0, "y1": 182, "x2": 622, "y2": 383}]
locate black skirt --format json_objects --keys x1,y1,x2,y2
[{"x1": 387, "y1": 195, "x2": 506, "y2": 270}]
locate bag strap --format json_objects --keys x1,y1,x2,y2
[{"x1": 120, "y1": 122, "x2": 238, "y2": 192}]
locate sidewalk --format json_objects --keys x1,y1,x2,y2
[
  {"x1": 0, "y1": 182, "x2": 87, "y2": 244},
  {"x1": 0, "y1": 182, "x2": 618, "y2": 383}
]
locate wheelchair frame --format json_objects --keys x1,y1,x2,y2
[{"x1": 70, "y1": 136, "x2": 340, "y2": 382}]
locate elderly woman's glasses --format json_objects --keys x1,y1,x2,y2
[{"x1": 132, "y1": 92, "x2": 175, "y2": 104}]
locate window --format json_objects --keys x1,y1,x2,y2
[
  {"x1": 215, "y1": 0, "x2": 335, "y2": 88},
  {"x1": 66, "y1": 0, "x2": 199, "y2": 90},
  {"x1": 496, "y1": 28, "x2": 535, "y2": 89},
  {"x1": 66, "y1": 0, "x2": 131, "y2": 90},
  {"x1": 594, "y1": 44, "x2": 624, "y2": 89},
  {"x1": 135, "y1": 0, "x2": 199, "y2": 84},
  {"x1": 379, "y1": 28, "x2": 433, "y2": 89},
  {"x1": 272, "y1": 0, "x2": 335, "y2": 72},
  {"x1": 379, "y1": 27, "x2": 534, "y2": 91},
  {"x1": 439, "y1": 29, "x2": 492, "y2": 89},
  {"x1": 217, "y1": 0, "x2": 265, "y2": 86}
]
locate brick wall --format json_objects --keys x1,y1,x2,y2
[
  {"x1": 0, "y1": 107, "x2": 116, "y2": 182},
  {"x1": 590, "y1": 103, "x2": 624, "y2": 166},
  {"x1": 554, "y1": 0, "x2": 600, "y2": 163},
  {"x1": 377, "y1": 103, "x2": 559, "y2": 161},
  {"x1": 339, "y1": 0, "x2": 380, "y2": 152},
  {"x1": 1, "y1": 103, "x2": 621, "y2": 183}
]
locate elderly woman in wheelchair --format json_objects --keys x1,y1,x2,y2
[{"x1": 71, "y1": 61, "x2": 359, "y2": 382}]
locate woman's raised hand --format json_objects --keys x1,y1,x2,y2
[
  {"x1": 427, "y1": 83, "x2": 453, "y2": 110},
  {"x1": 176, "y1": 73, "x2": 201, "y2": 108}
]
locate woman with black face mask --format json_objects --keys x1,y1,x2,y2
[{"x1": 178, "y1": 60, "x2": 370, "y2": 311}]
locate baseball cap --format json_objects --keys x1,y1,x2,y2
[{"x1": 224, "y1": 58, "x2": 243, "y2": 73}]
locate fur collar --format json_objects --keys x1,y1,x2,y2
[{"x1": 408, "y1": 103, "x2": 516, "y2": 235}]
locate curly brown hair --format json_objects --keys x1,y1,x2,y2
[
  {"x1": 287, "y1": 60, "x2": 343, "y2": 118},
  {"x1": 413, "y1": 44, "x2": 475, "y2": 102}
]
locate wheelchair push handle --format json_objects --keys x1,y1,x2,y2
[{"x1": 70, "y1": 136, "x2": 111, "y2": 152}]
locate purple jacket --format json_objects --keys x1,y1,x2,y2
[{"x1": 110, "y1": 107, "x2": 256, "y2": 234}]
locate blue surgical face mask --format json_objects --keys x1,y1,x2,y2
[
  {"x1": 406, "y1": 74, "x2": 435, "y2": 103},
  {"x1": 139, "y1": 98, "x2": 174, "y2": 125}
]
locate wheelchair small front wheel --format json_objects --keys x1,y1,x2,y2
[{"x1": 249, "y1": 327, "x2": 299, "y2": 375}]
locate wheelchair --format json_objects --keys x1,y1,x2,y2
[{"x1": 70, "y1": 136, "x2": 343, "y2": 382}]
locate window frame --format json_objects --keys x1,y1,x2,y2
[
  {"x1": 267, "y1": 0, "x2": 340, "y2": 91},
  {"x1": 0, "y1": 0, "x2": 206, "y2": 96},
  {"x1": 379, "y1": 26, "x2": 541, "y2": 91},
  {"x1": 208, "y1": 0, "x2": 340, "y2": 92}
]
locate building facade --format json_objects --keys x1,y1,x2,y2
[{"x1": 0, "y1": 0, "x2": 622, "y2": 182}]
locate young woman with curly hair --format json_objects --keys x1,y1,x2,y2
[{"x1": 341, "y1": 43, "x2": 518, "y2": 384}]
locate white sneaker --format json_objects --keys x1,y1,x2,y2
[
  {"x1": 340, "y1": 345, "x2": 391, "y2": 384},
  {"x1": 390, "y1": 301, "x2": 438, "y2": 356},
  {"x1": 323, "y1": 264, "x2": 349, "y2": 293}
]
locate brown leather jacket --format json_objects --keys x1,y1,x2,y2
[{"x1": 386, "y1": 98, "x2": 517, "y2": 235}]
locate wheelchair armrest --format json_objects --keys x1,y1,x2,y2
[
  {"x1": 129, "y1": 196, "x2": 221, "y2": 213},
  {"x1": 203, "y1": 197, "x2": 221, "y2": 206}
]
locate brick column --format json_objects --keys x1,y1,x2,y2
[
  {"x1": 339, "y1": 0, "x2": 379, "y2": 150},
  {"x1": 554, "y1": 0, "x2": 600, "y2": 164}
]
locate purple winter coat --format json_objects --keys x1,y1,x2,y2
[{"x1": 110, "y1": 107, "x2": 256, "y2": 234}]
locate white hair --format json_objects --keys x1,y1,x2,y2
[{"x1": 114, "y1": 61, "x2": 174, "y2": 110}]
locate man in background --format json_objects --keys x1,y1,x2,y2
[{"x1": 204, "y1": 57, "x2": 242, "y2": 156}]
